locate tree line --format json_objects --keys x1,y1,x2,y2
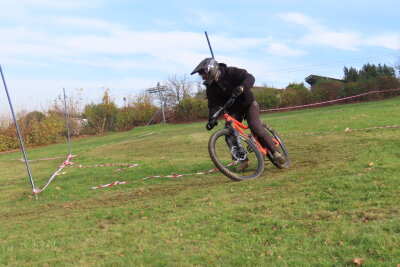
[
  {"x1": 1, "y1": 63, "x2": 399, "y2": 152},
  {"x1": 269, "y1": 63, "x2": 399, "y2": 110}
]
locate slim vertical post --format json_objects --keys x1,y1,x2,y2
[
  {"x1": 0, "y1": 65, "x2": 37, "y2": 200},
  {"x1": 157, "y1": 82, "x2": 166, "y2": 124},
  {"x1": 63, "y1": 88, "x2": 72, "y2": 155},
  {"x1": 147, "y1": 82, "x2": 167, "y2": 124}
]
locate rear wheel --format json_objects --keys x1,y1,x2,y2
[
  {"x1": 262, "y1": 123, "x2": 290, "y2": 169},
  {"x1": 208, "y1": 128, "x2": 264, "y2": 181}
]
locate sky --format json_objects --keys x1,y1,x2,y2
[{"x1": 1, "y1": 0, "x2": 399, "y2": 115}]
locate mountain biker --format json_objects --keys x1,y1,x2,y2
[{"x1": 191, "y1": 57, "x2": 285, "y2": 171}]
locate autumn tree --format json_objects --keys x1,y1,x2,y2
[
  {"x1": 164, "y1": 74, "x2": 194, "y2": 107},
  {"x1": 83, "y1": 89, "x2": 118, "y2": 133}
]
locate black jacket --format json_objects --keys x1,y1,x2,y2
[{"x1": 206, "y1": 63, "x2": 255, "y2": 120}]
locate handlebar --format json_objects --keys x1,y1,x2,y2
[
  {"x1": 206, "y1": 96, "x2": 236, "y2": 131},
  {"x1": 210, "y1": 96, "x2": 236, "y2": 123}
]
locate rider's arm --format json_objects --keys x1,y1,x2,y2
[
  {"x1": 229, "y1": 67, "x2": 255, "y2": 92},
  {"x1": 206, "y1": 86, "x2": 221, "y2": 120}
]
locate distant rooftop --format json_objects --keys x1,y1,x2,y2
[{"x1": 305, "y1": 75, "x2": 344, "y2": 87}]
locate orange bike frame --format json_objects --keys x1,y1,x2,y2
[{"x1": 222, "y1": 113, "x2": 269, "y2": 156}]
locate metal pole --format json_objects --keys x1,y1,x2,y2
[
  {"x1": 147, "y1": 83, "x2": 167, "y2": 124},
  {"x1": 0, "y1": 65, "x2": 37, "y2": 200},
  {"x1": 62, "y1": 88, "x2": 72, "y2": 155},
  {"x1": 157, "y1": 82, "x2": 166, "y2": 124},
  {"x1": 205, "y1": 31, "x2": 215, "y2": 59}
]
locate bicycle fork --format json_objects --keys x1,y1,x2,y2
[{"x1": 225, "y1": 123, "x2": 247, "y2": 161}]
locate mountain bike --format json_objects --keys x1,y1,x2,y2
[{"x1": 207, "y1": 97, "x2": 290, "y2": 181}]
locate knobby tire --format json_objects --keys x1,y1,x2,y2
[
  {"x1": 208, "y1": 128, "x2": 264, "y2": 181},
  {"x1": 262, "y1": 123, "x2": 291, "y2": 169}
]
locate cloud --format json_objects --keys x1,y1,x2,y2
[
  {"x1": 267, "y1": 43, "x2": 305, "y2": 56},
  {"x1": 26, "y1": 0, "x2": 94, "y2": 9},
  {"x1": 279, "y1": 12, "x2": 400, "y2": 51},
  {"x1": 279, "y1": 12, "x2": 319, "y2": 30},
  {"x1": 185, "y1": 11, "x2": 232, "y2": 28},
  {"x1": 279, "y1": 12, "x2": 361, "y2": 50},
  {"x1": 2, "y1": 0, "x2": 95, "y2": 10},
  {"x1": 364, "y1": 32, "x2": 400, "y2": 50},
  {"x1": 51, "y1": 16, "x2": 125, "y2": 33},
  {"x1": 0, "y1": 15, "x2": 275, "y2": 74},
  {"x1": 303, "y1": 30, "x2": 361, "y2": 51},
  {"x1": 0, "y1": 0, "x2": 96, "y2": 21}
]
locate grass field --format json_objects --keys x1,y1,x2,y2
[{"x1": 0, "y1": 97, "x2": 399, "y2": 266}]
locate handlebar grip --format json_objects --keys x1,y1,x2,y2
[{"x1": 206, "y1": 121, "x2": 218, "y2": 131}]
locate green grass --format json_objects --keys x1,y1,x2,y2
[{"x1": 1, "y1": 97, "x2": 399, "y2": 266}]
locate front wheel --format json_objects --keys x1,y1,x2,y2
[
  {"x1": 208, "y1": 128, "x2": 264, "y2": 181},
  {"x1": 262, "y1": 123, "x2": 291, "y2": 169}
]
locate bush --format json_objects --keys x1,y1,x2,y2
[
  {"x1": 279, "y1": 88, "x2": 297, "y2": 107},
  {"x1": 17, "y1": 111, "x2": 45, "y2": 140},
  {"x1": 0, "y1": 135, "x2": 19, "y2": 152},
  {"x1": 342, "y1": 76, "x2": 400, "y2": 102},
  {"x1": 278, "y1": 83, "x2": 313, "y2": 107},
  {"x1": 311, "y1": 81, "x2": 344, "y2": 102},
  {"x1": 342, "y1": 82, "x2": 365, "y2": 98},
  {"x1": 287, "y1": 83, "x2": 313, "y2": 105},
  {"x1": 131, "y1": 100, "x2": 159, "y2": 126},
  {"x1": 375, "y1": 76, "x2": 400, "y2": 97},
  {"x1": 83, "y1": 90, "x2": 118, "y2": 133},
  {"x1": 116, "y1": 93, "x2": 159, "y2": 130},
  {"x1": 26, "y1": 111, "x2": 65, "y2": 145},
  {"x1": 176, "y1": 97, "x2": 208, "y2": 122},
  {"x1": 1, "y1": 111, "x2": 66, "y2": 148},
  {"x1": 116, "y1": 106, "x2": 136, "y2": 131},
  {"x1": 253, "y1": 87, "x2": 279, "y2": 109}
]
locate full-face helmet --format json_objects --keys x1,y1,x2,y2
[{"x1": 190, "y1": 57, "x2": 219, "y2": 85}]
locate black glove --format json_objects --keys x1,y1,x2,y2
[
  {"x1": 233, "y1": 85, "x2": 244, "y2": 97},
  {"x1": 206, "y1": 121, "x2": 218, "y2": 131}
]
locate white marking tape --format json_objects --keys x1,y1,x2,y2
[
  {"x1": 33, "y1": 154, "x2": 76, "y2": 194},
  {"x1": 91, "y1": 162, "x2": 240, "y2": 189},
  {"x1": 32, "y1": 154, "x2": 138, "y2": 194},
  {"x1": 92, "y1": 166, "x2": 220, "y2": 189}
]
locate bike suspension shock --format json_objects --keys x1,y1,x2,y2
[{"x1": 230, "y1": 126, "x2": 247, "y2": 161}]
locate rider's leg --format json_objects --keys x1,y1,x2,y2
[
  {"x1": 245, "y1": 101, "x2": 285, "y2": 165},
  {"x1": 236, "y1": 159, "x2": 250, "y2": 172},
  {"x1": 245, "y1": 101, "x2": 278, "y2": 153}
]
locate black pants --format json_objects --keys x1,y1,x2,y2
[{"x1": 231, "y1": 101, "x2": 277, "y2": 154}]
